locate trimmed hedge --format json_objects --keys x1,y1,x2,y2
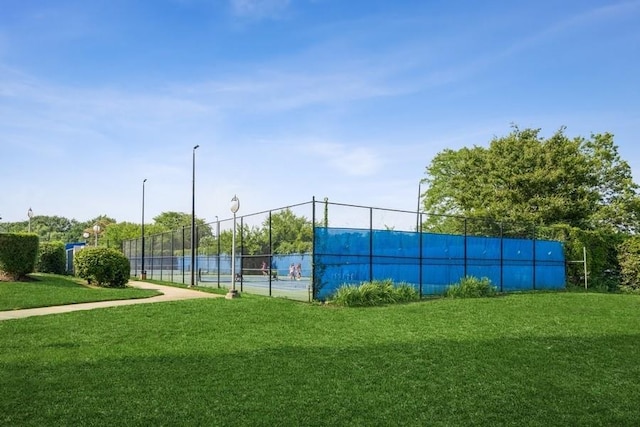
[
  {"x1": 36, "y1": 241, "x2": 66, "y2": 275},
  {"x1": 74, "y1": 247, "x2": 130, "y2": 288},
  {"x1": 0, "y1": 233, "x2": 39, "y2": 280}
]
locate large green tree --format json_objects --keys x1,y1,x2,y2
[{"x1": 421, "y1": 126, "x2": 640, "y2": 233}]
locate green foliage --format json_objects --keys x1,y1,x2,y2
[
  {"x1": 329, "y1": 279, "x2": 419, "y2": 307},
  {"x1": 101, "y1": 222, "x2": 142, "y2": 249},
  {"x1": 617, "y1": 235, "x2": 640, "y2": 292},
  {"x1": 0, "y1": 233, "x2": 39, "y2": 280},
  {"x1": 541, "y1": 224, "x2": 622, "y2": 290},
  {"x1": 74, "y1": 247, "x2": 130, "y2": 288},
  {"x1": 36, "y1": 241, "x2": 66, "y2": 275},
  {"x1": 444, "y1": 276, "x2": 497, "y2": 298},
  {"x1": 264, "y1": 208, "x2": 313, "y2": 254},
  {"x1": 421, "y1": 126, "x2": 640, "y2": 234}
]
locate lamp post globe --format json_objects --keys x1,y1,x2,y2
[
  {"x1": 226, "y1": 195, "x2": 241, "y2": 299},
  {"x1": 83, "y1": 232, "x2": 90, "y2": 244}
]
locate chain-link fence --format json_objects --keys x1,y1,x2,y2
[{"x1": 122, "y1": 198, "x2": 566, "y2": 301}]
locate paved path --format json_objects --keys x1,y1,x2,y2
[{"x1": 0, "y1": 281, "x2": 222, "y2": 321}]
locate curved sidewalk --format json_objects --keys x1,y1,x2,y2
[{"x1": 0, "y1": 281, "x2": 221, "y2": 321}]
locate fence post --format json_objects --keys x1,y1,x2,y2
[
  {"x1": 182, "y1": 226, "x2": 186, "y2": 285},
  {"x1": 160, "y1": 231, "x2": 164, "y2": 282},
  {"x1": 369, "y1": 207, "x2": 374, "y2": 283},
  {"x1": 500, "y1": 223, "x2": 504, "y2": 292},
  {"x1": 240, "y1": 217, "x2": 244, "y2": 292},
  {"x1": 216, "y1": 220, "x2": 221, "y2": 288},
  {"x1": 311, "y1": 197, "x2": 316, "y2": 300},
  {"x1": 463, "y1": 218, "x2": 468, "y2": 278},
  {"x1": 134, "y1": 239, "x2": 138, "y2": 277},
  {"x1": 532, "y1": 224, "x2": 536, "y2": 291},
  {"x1": 171, "y1": 230, "x2": 175, "y2": 283},
  {"x1": 268, "y1": 210, "x2": 273, "y2": 297},
  {"x1": 419, "y1": 212, "x2": 423, "y2": 298}
]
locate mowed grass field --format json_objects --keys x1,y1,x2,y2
[
  {"x1": 0, "y1": 274, "x2": 160, "y2": 311},
  {"x1": 1, "y1": 276, "x2": 640, "y2": 426}
]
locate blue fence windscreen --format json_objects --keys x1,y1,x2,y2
[{"x1": 313, "y1": 228, "x2": 565, "y2": 300}]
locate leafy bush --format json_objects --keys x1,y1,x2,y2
[
  {"x1": 329, "y1": 279, "x2": 420, "y2": 307},
  {"x1": 445, "y1": 276, "x2": 497, "y2": 298},
  {"x1": 541, "y1": 224, "x2": 622, "y2": 289},
  {"x1": 0, "y1": 233, "x2": 39, "y2": 280},
  {"x1": 617, "y1": 235, "x2": 640, "y2": 292},
  {"x1": 36, "y1": 241, "x2": 66, "y2": 275},
  {"x1": 74, "y1": 247, "x2": 130, "y2": 288}
]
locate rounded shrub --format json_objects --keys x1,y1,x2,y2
[
  {"x1": 37, "y1": 241, "x2": 67, "y2": 275},
  {"x1": 74, "y1": 247, "x2": 130, "y2": 288},
  {"x1": 0, "y1": 233, "x2": 39, "y2": 280},
  {"x1": 445, "y1": 276, "x2": 497, "y2": 298}
]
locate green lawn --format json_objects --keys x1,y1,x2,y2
[
  {"x1": 1, "y1": 290, "x2": 640, "y2": 426},
  {"x1": 0, "y1": 274, "x2": 160, "y2": 310}
]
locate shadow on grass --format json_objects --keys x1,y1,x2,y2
[{"x1": 2, "y1": 333, "x2": 639, "y2": 426}]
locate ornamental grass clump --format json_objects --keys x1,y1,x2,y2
[
  {"x1": 445, "y1": 276, "x2": 497, "y2": 298},
  {"x1": 329, "y1": 279, "x2": 419, "y2": 307}
]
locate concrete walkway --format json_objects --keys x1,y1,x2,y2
[{"x1": 0, "y1": 281, "x2": 222, "y2": 321}]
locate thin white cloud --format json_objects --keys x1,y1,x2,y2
[
  {"x1": 304, "y1": 142, "x2": 382, "y2": 176},
  {"x1": 493, "y1": 1, "x2": 640, "y2": 61},
  {"x1": 230, "y1": 0, "x2": 290, "y2": 19}
]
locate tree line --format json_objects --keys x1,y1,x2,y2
[
  {"x1": 0, "y1": 209, "x2": 313, "y2": 256},
  {"x1": 420, "y1": 125, "x2": 640, "y2": 291}
]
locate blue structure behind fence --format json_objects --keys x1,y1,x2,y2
[
  {"x1": 312, "y1": 228, "x2": 565, "y2": 300},
  {"x1": 122, "y1": 199, "x2": 567, "y2": 302}
]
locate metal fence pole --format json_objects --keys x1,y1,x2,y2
[
  {"x1": 134, "y1": 239, "x2": 138, "y2": 277},
  {"x1": 311, "y1": 197, "x2": 316, "y2": 300},
  {"x1": 500, "y1": 223, "x2": 504, "y2": 292},
  {"x1": 369, "y1": 207, "x2": 373, "y2": 283},
  {"x1": 240, "y1": 217, "x2": 244, "y2": 292},
  {"x1": 182, "y1": 226, "x2": 186, "y2": 285},
  {"x1": 532, "y1": 224, "x2": 536, "y2": 290},
  {"x1": 216, "y1": 220, "x2": 221, "y2": 288},
  {"x1": 150, "y1": 234, "x2": 155, "y2": 280},
  {"x1": 463, "y1": 218, "x2": 468, "y2": 278},
  {"x1": 171, "y1": 230, "x2": 175, "y2": 283},
  {"x1": 160, "y1": 232, "x2": 164, "y2": 282},
  {"x1": 268, "y1": 210, "x2": 273, "y2": 297},
  {"x1": 419, "y1": 212, "x2": 423, "y2": 298}
]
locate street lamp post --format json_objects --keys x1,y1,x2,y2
[
  {"x1": 83, "y1": 232, "x2": 90, "y2": 244},
  {"x1": 226, "y1": 195, "x2": 241, "y2": 299},
  {"x1": 93, "y1": 224, "x2": 101, "y2": 246},
  {"x1": 189, "y1": 145, "x2": 199, "y2": 288},
  {"x1": 141, "y1": 178, "x2": 147, "y2": 280},
  {"x1": 27, "y1": 207, "x2": 33, "y2": 233}
]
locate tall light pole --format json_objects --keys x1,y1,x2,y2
[
  {"x1": 189, "y1": 145, "x2": 199, "y2": 288},
  {"x1": 93, "y1": 224, "x2": 101, "y2": 246},
  {"x1": 141, "y1": 178, "x2": 147, "y2": 280},
  {"x1": 83, "y1": 232, "x2": 90, "y2": 244},
  {"x1": 226, "y1": 195, "x2": 241, "y2": 299},
  {"x1": 27, "y1": 207, "x2": 33, "y2": 233}
]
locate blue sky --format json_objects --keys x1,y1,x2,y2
[{"x1": 1, "y1": 0, "x2": 639, "y2": 225}]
